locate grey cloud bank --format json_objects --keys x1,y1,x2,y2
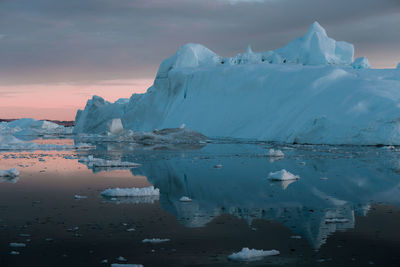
[{"x1": 0, "y1": 0, "x2": 399, "y2": 85}]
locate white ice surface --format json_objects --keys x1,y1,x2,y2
[{"x1": 227, "y1": 247, "x2": 280, "y2": 262}]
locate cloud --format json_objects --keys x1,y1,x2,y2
[{"x1": 0, "y1": 0, "x2": 399, "y2": 85}]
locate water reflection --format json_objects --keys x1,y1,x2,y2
[{"x1": 78, "y1": 142, "x2": 400, "y2": 249}]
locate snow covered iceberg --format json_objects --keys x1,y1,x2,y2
[{"x1": 74, "y1": 22, "x2": 400, "y2": 145}]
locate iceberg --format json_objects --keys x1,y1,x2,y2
[{"x1": 74, "y1": 22, "x2": 400, "y2": 145}]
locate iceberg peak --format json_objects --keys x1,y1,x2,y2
[
  {"x1": 245, "y1": 44, "x2": 253, "y2": 54},
  {"x1": 306, "y1": 21, "x2": 328, "y2": 38}
]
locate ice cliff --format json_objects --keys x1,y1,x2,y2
[{"x1": 74, "y1": 22, "x2": 400, "y2": 145}]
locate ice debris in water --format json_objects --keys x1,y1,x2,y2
[
  {"x1": 268, "y1": 169, "x2": 300, "y2": 181},
  {"x1": 142, "y1": 238, "x2": 170, "y2": 244},
  {"x1": 9, "y1": 243, "x2": 26, "y2": 248},
  {"x1": 10, "y1": 251, "x2": 20, "y2": 255},
  {"x1": 101, "y1": 186, "x2": 160, "y2": 197},
  {"x1": 0, "y1": 168, "x2": 19, "y2": 178},
  {"x1": 79, "y1": 155, "x2": 141, "y2": 168},
  {"x1": 111, "y1": 264, "x2": 144, "y2": 267},
  {"x1": 74, "y1": 195, "x2": 88, "y2": 199},
  {"x1": 179, "y1": 196, "x2": 192, "y2": 202},
  {"x1": 214, "y1": 164, "x2": 223, "y2": 168},
  {"x1": 267, "y1": 149, "x2": 284, "y2": 157},
  {"x1": 227, "y1": 247, "x2": 280, "y2": 262}
]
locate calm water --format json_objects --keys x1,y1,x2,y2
[{"x1": 1, "y1": 139, "x2": 400, "y2": 266}]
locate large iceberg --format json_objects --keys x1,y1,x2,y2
[{"x1": 74, "y1": 22, "x2": 400, "y2": 145}]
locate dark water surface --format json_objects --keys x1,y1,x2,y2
[{"x1": 1, "y1": 141, "x2": 400, "y2": 266}]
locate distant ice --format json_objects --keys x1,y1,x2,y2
[
  {"x1": 228, "y1": 247, "x2": 280, "y2": 262},
  {"x1": 268, "y1": 169, "x2": 300, "y2": 181},
  {"x1": 79, "y1": 155, "x2": 141, "y2": 168},
  {"x1": 0, "y1": 168, "x2": 19, "y2": 178},
  {"x1": 142, "y1": 238, "x2": 170, "y2": 244},
  {"x1": 101, "y1": 186, "x2": 160, "y2": 197}
]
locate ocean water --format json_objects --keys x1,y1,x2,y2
[{"x1": 1, "y1": 139, "x2": 400, "y2": 266}]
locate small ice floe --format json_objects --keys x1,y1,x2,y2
[
  {"x1": 0, "y1": 168, "x2": 19, "y2": 178},
  {"x1": 67, "y1": 226, "x2": 79, "y2": 232},
  {"x1": 179, "y1": 196, "x2": 192, "y2": 202},
  {"x1": 214, "y1": 164, "x2": 223, "y2": 168},
  {"x1": 126, "y1": 228, "x2": 136, "y2": 232},
  {"x1": 64, "y1": 156, "x2": 78, "y2": 160},
  {"x1": 101, "y1": 259, "x2": 108, "y2": 263},
  {"x1": 9, "y1": 243, "x2": 26, "y2": 248},
  {"x1": 19, "y1": 234, "x2": 31, "y2": 237},
  {"x1": 227, "y1": 247, "x2": 280, "y2": 262},
  {"x1": 142, "y1": 238, "x2": 170, "y2": 244},
  {"x1": 111, "y1": 264, "x2": 144, "y2": 267},
  {"x1": 267, "y1": 149, "x2": 284, "y2": 157},
  {"x1": 290, "y1": 235, "x2": 302, "y2": 239},
  {"x1": 320, "y1": 177, "x2": 328, "y2": 180},
  {"x1": 325, "y1": 218, "x2": 349, "y2": 224},
  {"x1": 268, "y1": 169, "x2": 300, "y2": 181},
  {"x1": 116, "y1": 256, "x2": 127, "y2": 261},
  {"x1": 79, "y1": 155, "x2": 140, "y2": 168},
  {"x1": 101, "y1": 186, "x2": 160, "y2": 197},
  {"x1": 74, "y1": 195, "x2": 88, "y2": 199},
  {"x1": 74, "y1": 143, "x2": 96, "y2": 149},
  {"x1": 10, "y1": 251, "x2": 20, "y2": 255}
]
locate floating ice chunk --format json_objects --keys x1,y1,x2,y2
[
  {"x1": 268, "y1": 169, "x2": 300, "y2": 181},
  {"x1": 214, "y1": 164, "x2": 223, "y2": 168},
  {"x1": 142, "y1": 238, "x2": 170, "y2": 244},
  {"x1": 227, "y1": 247, "x2": 280, "y2": 262},
  {"x1": 111, "y1": 264, "x2": 143, "y2": 267},
  {"x1": 116, "y1": 256, "x2": 127, "y2": 261},
  {"x1": 74, "y1": 195, "x2": 88, "y2": 199},
  {"x1": 267, "y1": 149, "x2": 284, "y2": 157},
  {"x1": 179, "y1": 196, "x2": 192, "y2": 202},
  {"x1": 325, "y1": 218, "x2": 350, "y2": 224},
  {"x1": 10, "y1": 251, "x2": 20, "y2": 255},
  {"x1": 290, "y1": 235, "x2": 302, "y2": 239},
  {"x1": 0, "y1": 168, "x2": 19, "y2": 178},
  {"x1": 352, "y1": 56, "x2": 370, "y2": 69},
  {"x1": 79, "y1": 155, "x2": 141, "y2": 168},
  {"x1": 101, "y1": 186, "x2": 160, "y2": 197},
  {"x1": 126, "y1": 228, "x2": 136, "y2": 232},
  {"x1": 9, "y1": 243, "x2": 26, "y2": 248}
]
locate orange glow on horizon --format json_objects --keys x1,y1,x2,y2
[{"x1": 0, "y1": 79, "x2": 152, "y2": 121}]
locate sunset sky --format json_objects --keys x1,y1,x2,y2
[{"x1": 0, "y1": 0, "x2": 399, "y2": 120}]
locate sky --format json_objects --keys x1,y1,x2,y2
[{"x1": 0, "y1": 0, "x2": 399, "y2": 120}]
